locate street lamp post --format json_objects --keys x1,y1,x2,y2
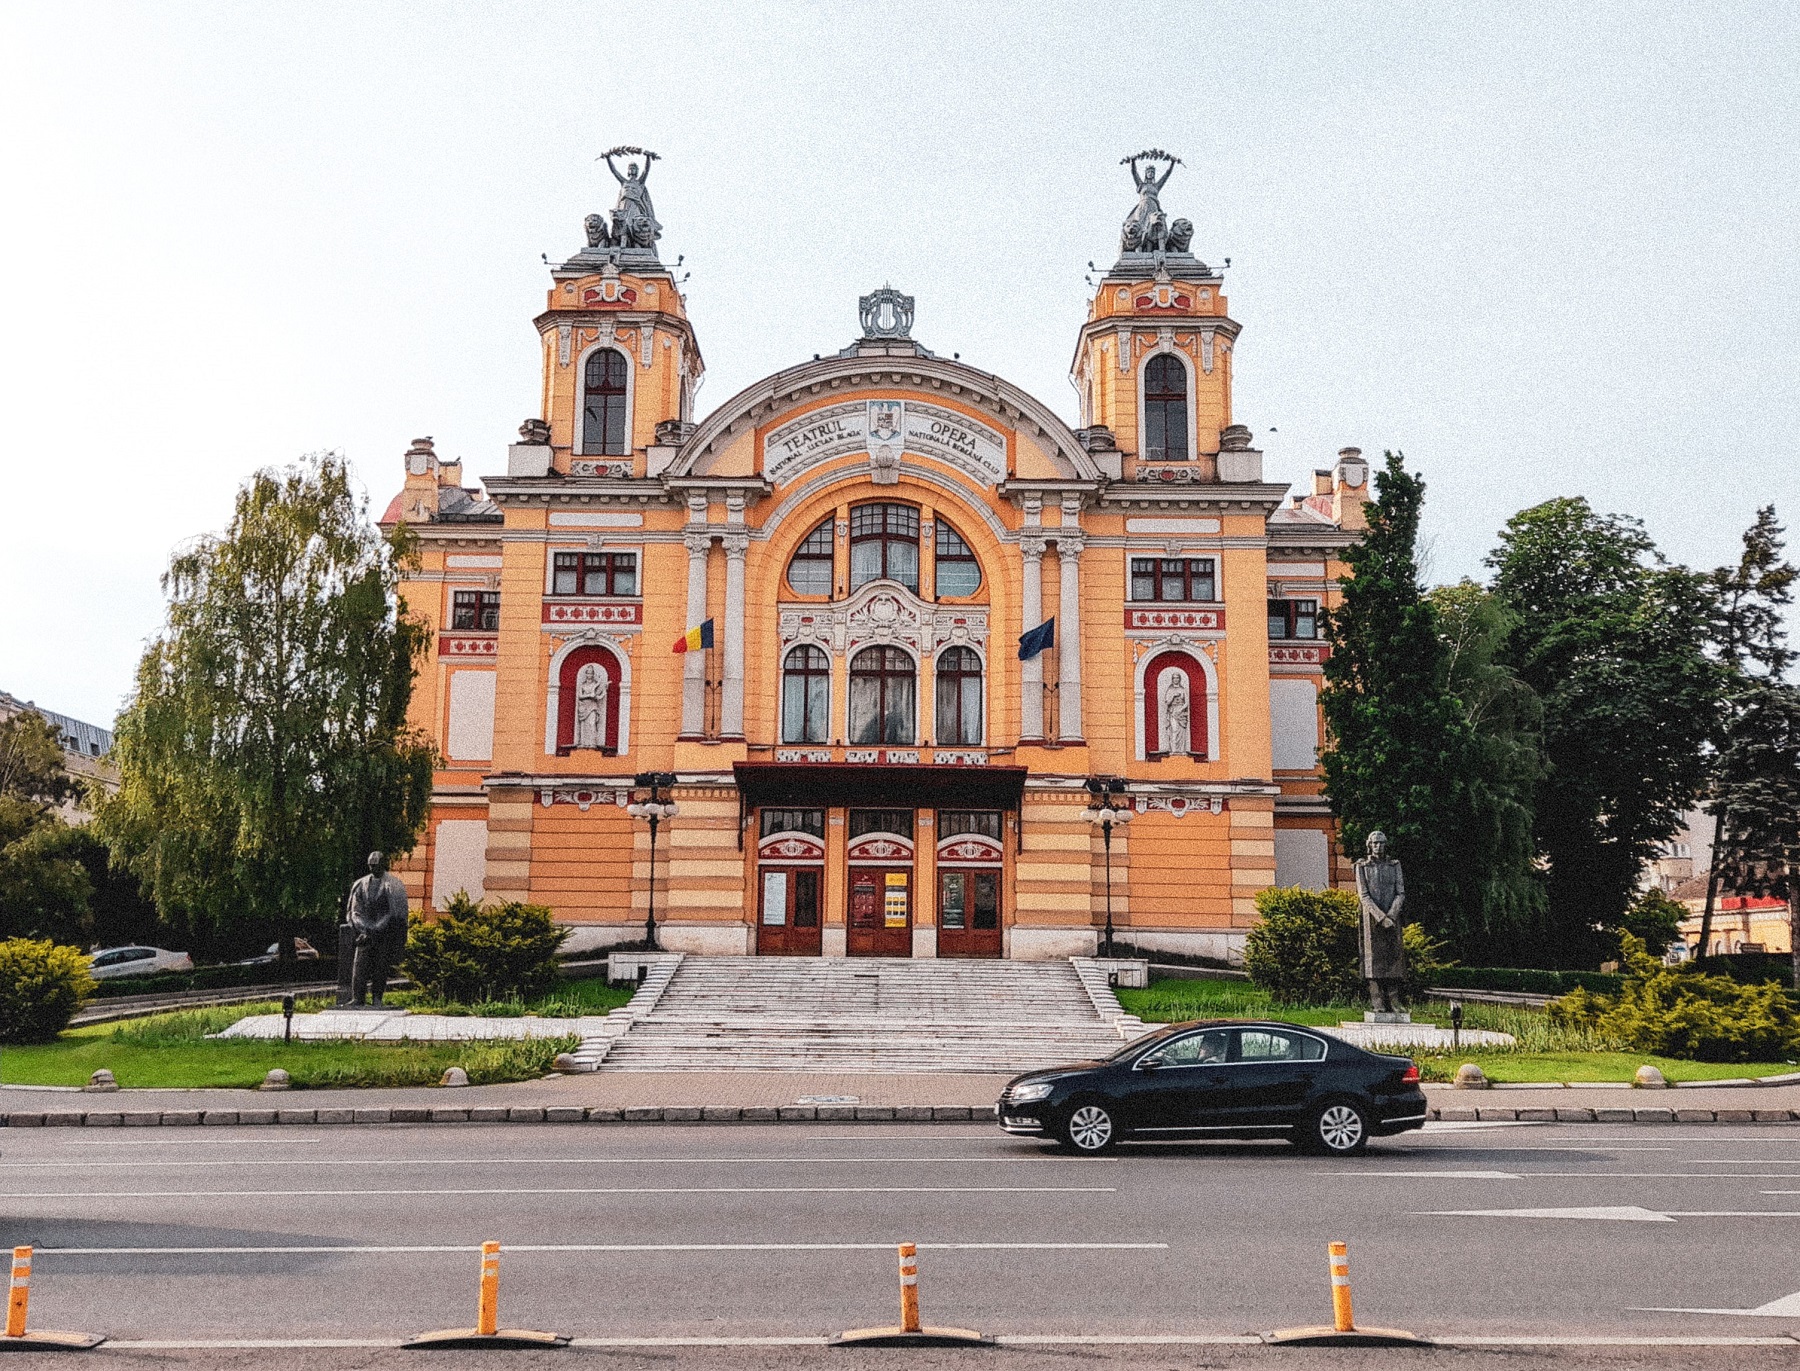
[
  {"x1": 1079, "y1": 778, "x2": 1132, "y2": 960},
  {"x1": 627, "y1": 772, "x2": 679, "y2": 950}
]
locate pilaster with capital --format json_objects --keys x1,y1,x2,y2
[
  {"x1": 680, "y1": 532, "x2": 712, "y2": 737},
  {"x1": 1056, "y1": 532, "x2": 1085, "y2": 740},
  {"x1": 721, "y1": 532, "x2": 749, "y2": 738},
  {"x1": 1020, "y1": 534, "x2": 1047, "y2": 741}
]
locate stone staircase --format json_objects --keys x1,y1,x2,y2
[{"x1": 599, "y1": 956, "x2": 1140, "y2": 1073}]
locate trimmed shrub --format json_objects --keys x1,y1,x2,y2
[
  {"x1": 402, "y1": 894, "x2": 568, "y2": 1005},
  {"x1": 1550, "y1": 934, "x2": 1800, "y2": 1062},
  {"x1": 1429, "y1": 966, "x2": 1626, "y2": 996},
  {"x1": 0, "y1": 938, "x2": 96, "y2": 1043},
  {"x1": 1244, "y1": 887, "x2": 1363, "y2": 1004}
]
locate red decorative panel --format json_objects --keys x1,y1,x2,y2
[
  {"x1": 555, "y1": 644, "x2": 623, "y2": 754},
  {"x1": 1134, "y1": 291, "x2": 1192, "y2": 310},
  {"x1": 759, "y1": 833, "x2": 826, "y2": 864},
  {"x1": 937, "y1": 834, "x2": 1003, "y2": 866},
  {"x1": 1126, "y1": 606, "x2": 1224, "y2": 632},
  {"x1": 1144, "y1": 650, "x2": 1207, "y2": 758},
  {"x1": 543, "y1": 601, "x2": 643, "y2": 625},
  {"x1": 438, "y1": 633, "x2": 498, "y2": 659},
  {"x1": 580, "y1": 285, "x2": 638, "y2": 307},
  {"x1": 1270, "y1": 643, "x2": 1330, "y2": 666},
  {"x1": 847, "y1": 833, "x2": 914, "y2": 864}
]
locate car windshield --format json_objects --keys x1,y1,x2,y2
[{"x1": 1104, "y1": 1025, "x2": 1184, "y2": 1062}]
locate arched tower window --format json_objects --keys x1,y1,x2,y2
[
  {"x1": 1143, "y1": 354, "x2": 1189, "y2": 463},
  {"x1": 934, "y1": 646, "x2": 983, "y2": 746},
  {"x1": 849, "y1": 503, "x2": 919, "y2": 592},
  {"x1": 786, "y1": 520, "x2": 835, "y2": 596},
  {"x1": 848, "y1": 646, "x2": 915, "y2": 745},
  {"x1": 580, "y1": 349, "x2": 629, "y2": 456},
  {"x1": 781, "y1": 645, "x2": 831, "y2": 744},
  {"x1": 934, "y1": 521, "x2": 982, "y2": 597}
]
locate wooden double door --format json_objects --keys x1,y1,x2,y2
[
  {"x1": 756, "y1": 866, "x2": 822, "y2": 956},
  {"x1": 937, "y1": 868, "x2": 1002, "y2": 958},
  {"x1": 848, "y1": 866, "x2": 912, "y2": 957}
]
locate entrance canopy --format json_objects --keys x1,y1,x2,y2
[{"x1": 733, "y1": 763, "x2": 1028, "y2": 812}]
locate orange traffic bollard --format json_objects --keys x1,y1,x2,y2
[
  {"x1": 404, "y1": 1241, "x2": 567, "y2": 1349},
  {"x1": 1263, "y1": 1240, "x2": 1429, "y2": 1347},
  {"x1": 1329, "y1": 1240, "x2": 1354, "y2": 1332},
  {"x1": 0, "y1": 1244, "x2": 104, "y2": 1351},
  {"x1": 834, "y1": 1242, "x2": 989, "y2": 1346}
]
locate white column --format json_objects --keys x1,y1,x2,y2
[
  {"x1": 721, "y1": 532, "x2": 748, "y2": 738},
  {"x1": 681, "y1": 532, "x2": 711, "y2": 737},
  {"x1": 1057, "y1": 533, "x2": 1084, "y2": 741},
  {"x1": 1020, "y1": 535, "x2": 1046, "y2": 742}
]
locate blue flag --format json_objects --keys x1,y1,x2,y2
[{"x1": 1018, "y1": 617, "x2": 1055, "y2": 661}]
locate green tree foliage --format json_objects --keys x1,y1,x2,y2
[
  {"x1": 1320, "y1": 453, "x2": 1541, "y2": 960},
  {"x1": 403, "y1": 894, "x2": 570, "y2": 1004},
  {"x1": 1700, "y1": 507, "x2": 1800, "y2": 978},
  {"x1": 1489, "y1": 498, "x2": 1720, "y2": 965},
  {"x1": 96, "y1": 454, "x2": 436, "y2": 960},
  {"x1": 1244, "y1": 886, "x2": 1363, "y2": 1004},
  {"x1": 0, "y1": 938, "x2": 96, "y2": 1043},
  {"x1": 1551, "y1": 934, "x2": 1798, "y2": 1062},
  {"x1": 0, "y1": 712, "x2": 92, "y2": 944},
  {"x1": 1618, "y1": 887, "x2": 1688, "y2": 961}
]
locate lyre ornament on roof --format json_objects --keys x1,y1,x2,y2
[
  {"x1": 1118, "y1": 149, "x2": 1195, "y2": 258},
  {"x1": 860, "y1": 286, "x2": 915, "y2": 340}
]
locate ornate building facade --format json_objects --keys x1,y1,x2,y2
[{"x1": 384, "y1": 152, "x2": 1369, "y2": 960}]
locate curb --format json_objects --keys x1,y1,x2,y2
[{"x1": 0, "y1": 1102, "x2": 1792, "y2": 1128}]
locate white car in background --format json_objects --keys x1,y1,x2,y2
[{"x1": 87, "y1": 946, "x2": 194, "y2": 979}]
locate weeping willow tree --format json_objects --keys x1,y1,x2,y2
[{"x1": 96, "y1": 454, "x2": 436, "y2": 960}]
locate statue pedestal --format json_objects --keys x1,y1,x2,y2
[
  {"x1": 1363, "y1": 1011, "x2": 1412, "y2": 1024},
  {"x1": 335, "y1": 924, "x2": 357, "y2": 1005}
]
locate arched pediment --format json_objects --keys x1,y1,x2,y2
[{"x1": 670, "y1": 354, "x2": 1102, "y2": 485}]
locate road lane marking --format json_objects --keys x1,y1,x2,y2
[
  {"x1": 1320, "y1": 1170, "x2": 1520, "y2": 1179},
  {"x1": 1637, "y1": 1288, "x2": 1800, "y2": 1316},
  {"x1": 1422, "y1": 1206, "x2": 1676, "y2": 1221},
  {"x1": 82, "y1": 1334, "x2": 1800, "y2": 1349},
  {"x1": 0, "y1": 1155, "x2": 1105, "y2": 1169},
  {"x1": 0, "y1": 1185, "x2": 1116, "y2": 1198},
  {"x1": 31, "y1": 1241, "x2": 1169, "y2": 1255}
]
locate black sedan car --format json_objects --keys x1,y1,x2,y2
[{"x1": 995, "y1": 1020, "x2": 1427, "y2": 1154}]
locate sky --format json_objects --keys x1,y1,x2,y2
[{"x1": 2, "y1": 2, "x2": 1796, "y2": 726}]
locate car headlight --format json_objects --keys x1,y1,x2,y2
[{"x1": 1008, "y1": 1082, "x2": 1054, "y2": 1103}]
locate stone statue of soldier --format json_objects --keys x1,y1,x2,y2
[
  {"x1": 344, "y1": 850, "x2": 410, "y2": 1007},
  {"x1": 1354, "y1": 830, "x2": 1407, "y2": 1012}
]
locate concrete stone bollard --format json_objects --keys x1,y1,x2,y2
[
  {"x1": 259, "y1": 1069, "x2": 291, "y2": 1092},
  {"x1": 1452, "y1": 1064, "x2": 1489, "y2": 1090},
  {"x1": 441, "y1": 1067, "x2": 470, "y2": 1088},
  {"x1": 1634, "y1": 1065, "x2": 1669, "y2": 1089},
  {"x1": 84, "y1": 1069, "x2": 119, "y2": 1093}
]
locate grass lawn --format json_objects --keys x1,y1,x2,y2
[
  {"x1": 385, "y1": 974, "x2": 637, "y2": 1018},
  {"x1": 1116, "y1": 976, "x2": 1799, "y2": 1085}
]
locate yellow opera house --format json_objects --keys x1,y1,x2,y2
[{"x1": 383, "y1": 152, "x2": 1371, "y2": 962}]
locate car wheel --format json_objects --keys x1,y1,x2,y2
[
  {"x1": 1300, "y1": 1099, "x2": 1369, "y2": 1155},
  {"x1": 1059, "y1": 1101, "x2": 1118, "y2": 1154}
]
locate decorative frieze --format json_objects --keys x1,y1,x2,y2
[
  {"x1": 570, "y1": 460, "x2": 633, "y2": 478},
  {"x1": 1270, "y1": 643, "x2": 1329, "y2": 666},
  {"x1": 537, "y1": 787, "x2": 628, "y2": 811},
  {"x1": 774, "y1": 748, "x2": 833, "y2": 763},
  {"x1": 1125, "y1": 606, "x2": 1224, "y2": 633},
  {"x1": 934, "y1": 750, "x2": 988, "y2": 766},
  {"x1": 1133, "y1": 795, "x2": 1225, "y2": 818},
  {"x1": 1135, "y1": 465, "x2": 1200, "y2": 484},
  {"x1": 543, "y1": 601, "x2": 644, "y2": 626},
  {"x1": 438, "y1": 633, "x2": 499, "y2": 659}
]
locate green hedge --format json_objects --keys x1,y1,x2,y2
[
  {"x1": 1430, "y1": 967, "x2": 1625, "y2": 996},
  {"x1": 90, "y1": 959, "x2": 339, "y2": 998},
  {"x1": 0, "y1": 940, "x2": 96, "y2": 1043},
  {"x1": 1693, "y1": 952, "x2": 1795, "y2": 986}
]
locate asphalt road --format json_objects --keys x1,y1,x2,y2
[{"x1": 3, "y1": 1119, "x2": 1800, "y2": 1357}]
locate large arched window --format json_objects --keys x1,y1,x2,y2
[
  {"x1": 786, "y1": 520, "x2": 835, "y2": 596},
  {"x1": 934, "y1": 521, "x2": 982, "y2": 597},
  {"x1": 934, "y1": 646, "x2": 983, "y2": 746},
  {"x1": 580, "y1": 349, "x2": 629, "y2": 456},
  {"x1": 1142, "y1": 354, "x2": 1189, "y2": 463},
  {"x1": 849, "y1": 646, "x2": 915, "y2": 745},
  {"x1": 781, "y1": 644, "x2": 831, "y2": 743},
  {"x1": 849, "y1": 503, "x2": 919, "y2": 592}
]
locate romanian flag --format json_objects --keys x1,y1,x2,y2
[
  {"x1": 673, "y1": 619, "x2": 715, "y2": 654},
  {"x1": 1017, "y1": 617, "x2": 1055, "y2": 661}
]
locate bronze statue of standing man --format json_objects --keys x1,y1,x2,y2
[
  {"x1": 1354, "y1": 831, "x2": 1407, "y2": 1012},
  {"x1": 344, "y1": 851, "x2": 410, "y2": 1007}
]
